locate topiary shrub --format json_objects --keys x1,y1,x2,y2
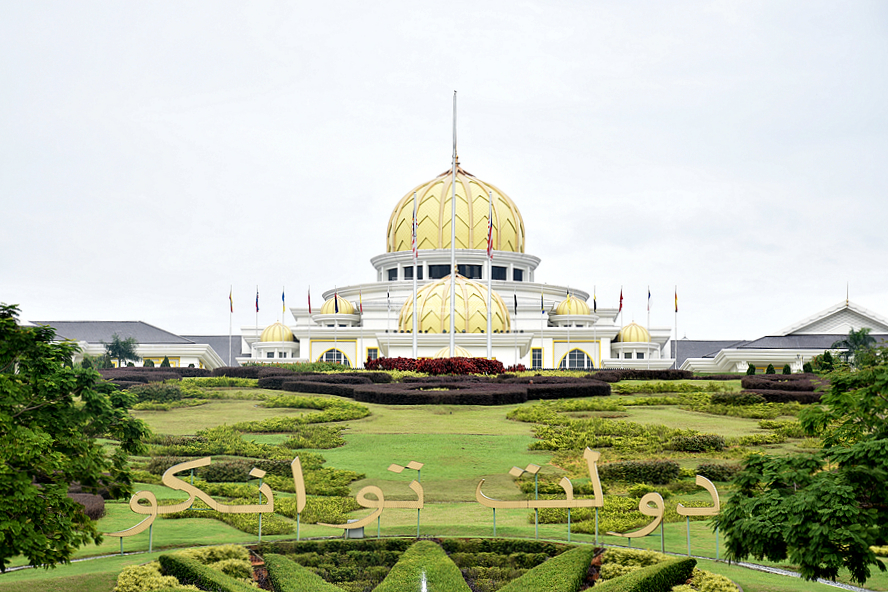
[
  {"x1": 264, "y1": 553, "x2": 342, "y2": 592},
  {"x1": 594, "y1": 557, "x2": 697, "y2": 591},
  {"x1": 709, "y1": 392, "x2": 766, "y2": 406},
  {"x1": 803, "y1": 361, "x2": 813, "y2": 373},
  {"x1": 668, "y1": 434, "x2": 726, "y2": 452},
  {"x1": 765, "y1": 364, "x2": 776, "y2": 374},
  {"x1": 496, "y1": 545, "x2": 598, "y2": 592},
  {"x1": 746, "y1": 362, "x2": 756, "y2": 375},
  {"x1": 695, "y1": 463, "x2": 741, "y2": 482},
  {"x1": 158, "y1": 554, "x2": 255, "y2": 592},
  {"x1": 598, "y1": 460, "x2": 680, "y2": 484},
  {"x1": 782, "y1": 364, "x2": 791, "y2": 374},
  {"x1": 161, "y1": 356, "x2": 172, "y2": 368},
  {"x1": 114, "y1": 561, "x2": 183, "y2": 592},
  {"x1": 143, "y1": 359, "x2": 155, "y2": 367},
  {"x1": 130, "y1": 382, "x2": 183, "y2": 403}
]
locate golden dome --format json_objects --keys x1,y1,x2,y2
[
  {"x1": 555, "y1": 295, "x2": 591, "y2": 316},
  {"x1": 398, "y1": 274, "x2": 511, "y2": 334},
  {"x1": 320, "y1": 295, "x2": 356, "y2": 315},
  {"x1": 386, "y1": 165, "x2": 525, "y2": 254},
  {"x1": 616, "y1": 322, "x2": 650, "y2": 343},
  {"x1": 433, "y1": 345, "x2": 472, "y2": 358},
  {"x1": 260, "y1": 322, "x2": 294, "y2": 342}
]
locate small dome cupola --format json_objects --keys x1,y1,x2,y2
[
  {"x1": 260, "y1": 322, "x2": 294, "y2": 342},
  {"x1": 616, "y1": 322, "x2": 651, "y2": 343},
  {"x1": 320, "y1": 295, "x2": 356, "y2": 315}
]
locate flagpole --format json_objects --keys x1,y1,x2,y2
[
  {"x1": 255, "y1": 285, "x2": 259, "y2": 356},
  {"x1": 647, "y1": 286, "x2": 651, "y2": 370},
  {"x1": 566, "y1": 289, "x2": 571, "y2": 368},
  {"x1": 333, "y1": 288, "x2": 338, "y2": 361},
  {"x1": 307, "y1": 287, "x2": 312, "y2": 363},
  {"x1": 359, "y1": 290, "x2": 364, "y2": 369},
  {"x1": 593, "y1": 285, "x2": 597, "y2": 370},
  {"x1": 674, "y1": 286, "x2": 678, "y2": 370},
  {"x1": 449, "y1": 91, "x2": 457, "y2": 357},
  {"x1": 487, "y1": 190, "x2": 493, "y2": 360},
  {"x1": 540, "y1": 289, "x2": 545, "y2": 370},
  {"x1": 514, "y1": 293, "x2": 518, "y2": 368},
  {"x1": 412, "y1": 191, "x2": 418, "y2": 359},
  {"x1": 228, "y1": 285, "x2": 233, "y2": 366}
]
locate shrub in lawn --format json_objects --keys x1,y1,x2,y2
[
  {"x1": 183, "y1": 376, "x2": 259, "y2": 388},
  {"x1": 114, "y1": 561, "x2": 183, "y2": 592},
  {"x1": 213, "y1": 366, "x2": 263, "y2": 379},
  {"x1": 496, "y1": 545, "x2": 597, "y2": 592},
  {"x1": 161, "y1": 499, "x2": 294, "y2": 535},
  {"x1": 598, "y1": 460, "x2": 680, "y2": 485},
  {"x1": 737, "y1": 433, "x2": 785, "y2": 446},
  {"x1": 176, "y1": 545, "x2": 251, "y2": 576},
  {"x1": 746, "y1": 362, "x2": 756, "y2": 376},
  {"x1": 67, "y1": 493, "x2": 105, "y2": 520},
  {"x1": 803, "y1": 361, "x2": 814, "y2": 373},
  {"x1": 782, "y1": 364, "x2": 792, "y2": 374},
  {"x1": 765, "y1": 364, "x2": 776, "y2": 374},
  {"x1": 281, "y1": 425, "x2": 346, "y2": 449},
  {"x1": 373, "y1": 540, "x2": 470, "y2": 592},
  {"x1": 151, "y1": 425, "x2": 291, "y2": 459},
  {"x1": 351, "y1": 382, "x2": 528, "y2": 405},
  {"x1": 758, "y1": 419, "x2": 807, "y2": 438},
  {"x1": 264, "y1": 553, "x2": 342, "y2": 592},
  {"x1": 275, "y1": 495, "x2": 361, "y2": 524},
  {"x1": 198, "y1": 460, "x2": 252, "y2": 483},
  {"x1": 160, "y1": 356, "x2": 171, "y2": 368},
  {"x1": 130, "y1": 382, "x2": 183, "y2": 403},
  {"x1": 282, "y1": 380, "x2": 357, "y2": 398},
  {"x1": 158, "y1": 554, "x2": 256, "y2": 592},
  {"x1": 743, "y1": 389, "x2": 821, "y2": 404},
  {"x1": 709, "y1": 392, "x2": 766, "y2": 406},
  {"x1": 627, "y1": 483, "x2": 669, "y2": 499},
  {"x1": 677, "y1": 568, "x2": 738, "y2": 592},
  {"x1": 591, "y1": 369, "x2": 694, "y2": 382},
  {"x1": 166, "y1": 366, "x2": 212, "y2": 378},
  {"x1": 695, "y1": 463, "x2": 741, "y2": 482},
  {"x1": 668, "y1": 434, "x2": 726, "y2": 452},
  {"x1": 740, "y1": 375, "x2": 818, "y2": 391},
  {"x1": 595, "y1": 557, "x2": 696, "y2": 591},
  {"x1": 144, "y1": 358, "x2": 155, "y2": 367},
  {"x1": 146, "y1": 456, "x2": 198, "y2": 475},
  {"x1": 237, "y1": 398, "x2": 369, "y2": 428}
]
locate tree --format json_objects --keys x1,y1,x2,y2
[
  {"x1": 159, "y1": 356, "x2": 171, "y2": 368},
  {"x1": 746, "y1": 362, "x2": 756, "y2": 375},
  {"x1": 803, "y1": 361, "x2": 813, "y2": 373},
  {"x1": 832, "y1": 328, "x2": 877, "y2": 367},
  {"x1": 765, "y1": 363, "x2": 776, "y2": 374},
  {"x1": 0, "y1": 305, "x2": 150, "y2": 571},
  {"x1": 143, "y1": 358, "x2": 155, "y2": 367},
  {"x1": 716, "y1": 349, "x2": 888, "y2": 584},
  {"x1": 782, "y1": 364, "x2": 791, "y2": 375},
  {"x1": 103, "y1": 333, "x2": 140, "y2": 367}
]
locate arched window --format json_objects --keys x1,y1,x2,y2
[
  {"x1": 559, "y1": 348, "x2": 593, "y2": 370},
  {"x1": 320, "y1": 349, "x2": 351, "y2": 367}
]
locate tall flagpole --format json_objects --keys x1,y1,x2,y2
[
  {"x1": 593, "y1": 285, "x2": 597, "y2": 370},
  {"x1": 412, "y1": 191, "x2": 419, "y2": 358},
  {"x1": 487, "y1": 190, "x2": 493, "y2": 359},
  {"x1": 307, "y1": 286, "x2": 312, "y2": 363},
  {"x1": 647, "y1": 286, "x2": 651, "y2": 370},
  {"x1": 674, "y1": 286, "x2": 678, "y2": 370},
  {"x1": 255, "y1": 285, "x2": 259, "y2": 355},
  {"x1": 450, "y1": 90, "x2": 457, "y2": 357},
  {"x1": 566, "y1": 289, "x2": 571, "y2": 367},
  {"x1": 228, "y1": 286, "x2": 233, "y2": 366}
]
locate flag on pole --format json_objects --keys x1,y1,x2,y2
[
  {"x1": 307, "y1": 287, "x2": 312, "y2": 314},
  {"x1": 514, "y1": 294, "x2": 518, "y2": 316},
  {"x1": 618, "y1": 289, "x2": 623, "y2": 314},
  {"x1": 675, "y1": 288, "x2": 678, "y2": 313},
  {"x1": 255, "y1": 289, "x2": 259, "y2": 313},
  {"x1": 593, "y1": 287, "x2": 597, "y2": 313},
  {"x1": 486, "y1": 197, "x2": 493, "y2": 260},
  {"x1": 282, "y1": 288, "x2": 286, "y2": 313},
  {"x1": 541, "y1": 291, "x2": 545, "y2": 314},
  {"x1": 229, "y1": 288, "x2": 233, "y2": 313},
  {"x1": 387, "y1": 288, "x2": 391, "y2": 312},
  {"x1": 334, "y1": 290, "x2": 339, "y2": 314},
  {"x1": 359, "y1": 289, "x2": 363, "y2": 314},
  {"x1": 411, "y1": 193, "x2": 418, "y2": 260},
  {"x1": 648, "y1": 287, "x2": 651, "y2": 312}
]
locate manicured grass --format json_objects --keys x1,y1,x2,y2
[
  {"x1": 344, "y1": 402, "x2": 532, "y2": 435},
  {"x1": 131, "y1": 396, "x2": 307, "y2": 435}
]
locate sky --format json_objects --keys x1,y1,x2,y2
[{"x1": 2, "y1": 1, "x2": 887, "y2": 340}]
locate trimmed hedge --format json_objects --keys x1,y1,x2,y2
[
  {"x1": 496, "y1": 545, "x2": 597, "y2": 592},
  {"x1": 68, "y1": 493, "x2": 105, "y2": 520},
  {"x1": 158, "y1": 553, "x2": 256, "y2": 592},
  {"x1": 598, "y1": 460, "x2": 680, "y2": 485},
  {"x1": 709, "y1": 392, "x2": 766, "y2": 406},
  {"x1": 352, "y1": 382, "x2": 528, "y2": 405},
  {"x1": 366, "y1": 356, "x2": 505, "y2": 375},
  {"x1": 264, "y1": 553, "x2": 342, "y2": 592},
  {"x1": 259, "y1": 538, "x2": 413, "y2": 556},
  {"x1": 591, "y1": 370, "x2": 693, "y2": 382},
  {"x1": 742, "y1": 389, "x2": 822, "y2": 404},
  {"x1": 668, "y1": 434, "x2": 726, "y2": 452},
  {"x1": 213, "y1": 366, "x2": 263, "y2": 379},
  {"x1": 593, "y1": 557, "x2": 696, "y2": 591},
  {"x1": 282, "y1": 381, "x2": 357, "y2": 398},
  {"x1": 373, "y1": 540, "x2": 471, "y2": 592},
  {"x1": 695, "y1": 463, "x2": 741, "y2": 482},
  {"x1": 741, "y1": 375, "x2": 818, "y2": 391}
]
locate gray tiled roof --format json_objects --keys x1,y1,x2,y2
[
  {"x1": 183, "y1": 335, "x2": 242, "y2": 367},
  {"x1": 34, "y1": 321, "x2": 194, "y2": 345},
  {"x1": 671, "y1": 340, "x2": 748, "y2": 368},
  {"x1": 739, "y1": 334, "x2": 888, "y2": 349}
]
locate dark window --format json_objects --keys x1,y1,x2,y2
[
  {"x1": 513, "y1": 268, "x2": 524, "y2": 281},
  {"x1": 532, "y1": 348, "x2": 542, "y2": 370},
  {"x1": 636, "y1": 352, "x2": 645, "y2": 360},
  {"x1": 624, "y1": 352, "x2": 632, "y2": 359},
  {"x1": 457, "y1": 264, "x2": 483, "y2": 279},
  {"x1": 559, "y1": 349, "x2": 592, "y2": 370},
  {"x1": 266, "y1": 352, "x2": 274, "y2": 359},
  {"x1": 429, "y1": 264, "x2": 451, "y2": 279},
  {"x1": 278, "y1": 352, "x2": 287, "y2": 358},
  {"x1": 367, "y1": 348, "x2": 378, "y2": 361},
  {"x1": 404, "y1": 266, "x2": 423, "y2": 280},
  {"x1": 321, "y1": 349, "x2": 350, "y2": 367},
  {"x1": 387, "y1": 268, "x2": 398, "y2": 281},
  {"x1": 491, "y1": 266, "x2": 507, "y2": 281}
]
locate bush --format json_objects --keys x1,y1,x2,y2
[
  {"x1": 198, "y1": 460, "x2": 252, "y2": 483},
  {"x1": 742, "y1": 389, "x2": 821, "y2": 404},
  {"x1": 695, "y1": 463, "x2": 741, "y2": 482},
  {"x1": 591, "y1": 370, "x2": 694, "y2": 382},
  {"x1": 146, "y1": 456, "x2": 199, "y2": 475},
  {"x1": 746, "y1": 363, "x2": 756, "y2": 376},
  {"x1": 598, "y1": 460, "x2": 680, "y2": 485},
  {"x1": 497, "y1": 545, "x2": 597, "y2": 592},
  {"x1": 759, "y1": 419, "x2": 807, "y2": 438},
  {"x1": 158, "y1": 554, "x2": 255, "y2": 591},
  {"x1": 351, "y1": 382, "x2": 528, "y2": 405},
  {"x1": 803, "y1": 362, "x2": 814, "y2": 373},
  {"x1": 373, "y1": 541, "x2": 470, "y2": 592},
  {"x1": 264, "y1": 553, "x2": 342, "y2": 591},
  {"x1": 765, "y1": 364, "x2": 776, "y2": 374},
  {"x1": 738, "y1": 433, "x2": 785, "y2": 446},
  {"x1": 366, "y1": 356, "x2": 505, "y2": 375},
  {"x1": 594, "y1": 557, "x2": 696, "y2": 591},
  {"x1": 213, "y1": 366, "x2": 263, "y2": 379},
  {"x1": 740, "y1": 375, "x2": 819, "y2": 391},
  {"x1": 130, "y1": 382, "x2": 183, "y2": 403},
  {"x1": 68, "y1": 493, "x2": 105, "y2": 520},
  {"x1": 782, "y1": 364, "x2": 792, "y2": 375},
  {"x1": 709, "y1": 392, "x2": 766, "y2": 406},
  {"x1": 160, "y1": 356, "x2": 171, "y2": 368},
  {"x1": 668, "y1": 434, "x2": 726, "y2": 452},
  {"x1": 144, "y1": 359, "x2": 155, "y2": 368},
  {"x1": 113, "y1": 561, "x2": 183, "y2": 592}
]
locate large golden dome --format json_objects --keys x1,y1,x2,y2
[
  {"x1": 398, "y1": 274, "x2": 511, "y2": 333},
  {"x1": 320, "y1": 295, "x2": 356, "y2": 315},
  {"x1": 260, "y1": 322, "x2": 294, "y2": 342},
  {"x1": 616, "y1": 322, "x2": 651, "y2": 343},
  {"x1": 386, "y1": 165, "x2": 525, "y2": 253},
  {"x1": 555, "y1": 295, "x2": 591, "y2": 316}
]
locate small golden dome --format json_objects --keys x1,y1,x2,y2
[
  {"x1": 398, "y1": 274, "x2": 511, "y2": 334},
  {"x1": 320, "y1": 295, "x2": 356, "y2": 315},
  {"x1": 386, "y1": 165, "x2": 525, "y2": 254},
  {"x1": 555, "y1": 295, "x2": 591, "y2": 316},
  {"x1": 433, "y1": 345, "x2": 472, "y2": 358},
  {"x1": 616, "y1": 322, "x2": 651, "y2": 343},
  {"x1": 260, "y1": 322, "x2": 294, "y2": 342}
]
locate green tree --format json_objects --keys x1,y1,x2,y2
[
  {"x1": 832, "y1": 328, "x2": 878, "y2": 367},
  {"x1": 746, "y1": 362, "x2": 756, "y2": 375},
  {"x1": 716, "y1": 350, "x2": 888, "y2": 584},
  {"x1": 803, "y1": 361, "x2": 813, "y2": 373},
  {"x1": 103, "y1": 333, "x2": 140, "y2": 368},
  {"x1": 782, "y1": 364, "x2": 791, "y2": 375},
  {"x1": 143, "y1": 358, "x2": 155, "y2": 367},
  {"x1": 159, "y1": 356, "x2": 171, "y2": 368},
  {"x1": 765, "y1": 363, "x2": 776, "y2": 374},
  {"x1": 0, "y1": 305, "x2": 150, "y2": 571}
]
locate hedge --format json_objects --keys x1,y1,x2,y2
[
  {"x1": 258, "y1": 538, "x2": 413, "y2": 556},
  {"x1": 213, "y1": 366, "x2": 263, "y2": 379},
  {"x1": 264, "y1": 553, "x2": 342, "y2": 592},
  {"x1": 157, "y1": 553, "x2": 256, "y2": 592},
  {"x1": 591, "y1": 370, "x2": 693, "y2": 382},
  {"x1": 667, "y1": 434, "x2": 726, "y2": 452},
  {"x1": 366, "y1": 356, "x2": 505, "y2": 375},
  {"x1": 496, "y1": 545, "x2": 598, "y2": 592},
  {"x1": 709, "y1": 392, "x2": 766, "y2": 406},
  {"x1": 372, "y1": 541, "x2": 470, "y2": 592},
  {"x1": 741, "y1": 376, "x2": 818, "y2": 391},
  {"x1": 282, "y1": 381, "x2": 357, "y2": 398},
  {"x1": 351, "y1": 382, "x2": 528, "y2": 405},
  {"x1": 598, "y1": 460, "x2": 680, "y2": 484},
  {"x1": 742, "y1": 389, "x2": 822, "y2": 404},
  {"x1": 695, "y1": 463, "x2": 741, "y2": 482},
  {"x1": 593, "y1": 557, "x2": 696, "y2": 591},
  {"x1": 67, "y1": 493, "x2": 105, "y2": 520}
]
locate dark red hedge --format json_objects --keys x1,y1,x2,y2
[{"x1": 741, "y1": 389, "x2": 822, "y2": 404}]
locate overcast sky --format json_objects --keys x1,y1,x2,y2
[{"x1": 2, "y1": 1, "x2": 887, "y2": 340}]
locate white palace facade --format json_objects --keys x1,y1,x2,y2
[{"x1": 238, "y1": 163, "x2": 674, "y2": 370}]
